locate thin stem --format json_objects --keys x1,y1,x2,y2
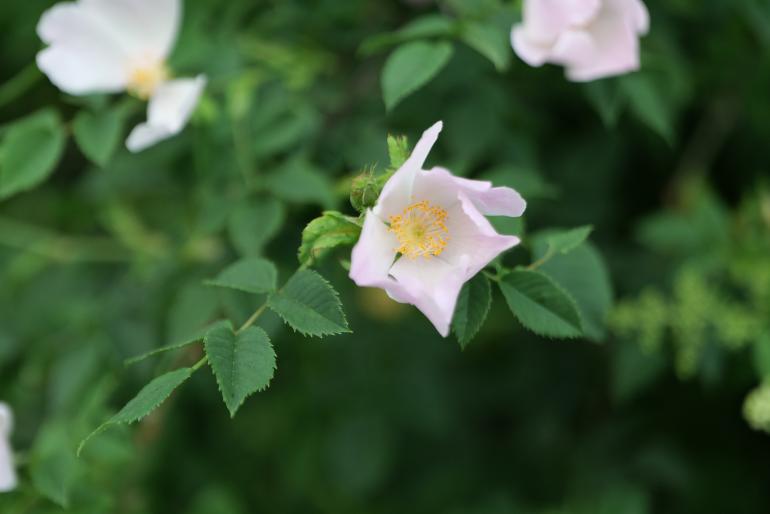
[
  {"x1": 0, "y1": 216, "x2": 130, "y2": 263},
  {"x1": 191, "y1": 355, "x2": 209, "y2": 371},
  {"x1": 237, "y1": 302, "x2": 268, "y2": 334},
  {"x1": 0, "y1": 63, "x2": 42, "y2": 111},
  {"x1": 527, "y1": 245, "x2": 555, "y2": 270}
]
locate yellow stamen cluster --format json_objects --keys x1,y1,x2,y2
[
  {"x1": 127, "y1": 62, "x2": 169, "y2": 100},
  {"x1": 389, "y1": 200, "x2": 450, "y2": 259}
]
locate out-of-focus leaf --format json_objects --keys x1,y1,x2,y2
[
  {"x1": 205, "y1": 321, "x2": 276, "y2": 417},
  {"x1": 205, "y1": 257, "x2": 277, "y2": 294},
  {"x1": 499, "y1": 270, "x2": 583, "y2": 339},
  {"x1": 459, "y1": 20, "x2": 511, "y2": 71},
  {"x1": 126, "y1": 320, "x2": 229, "y2": 365},
  {"x1": 227, "y1": 197, "x2": 285, "y2": 257},
  {"x1": 72, "y1": 107, "x2": 125, "y2": 167},
  {"x1": 360, "y1": 15, "x2": 457, "y2": 55},
  {"x1": 31, "y1": 423, "x2": 79, "y2": 508},
  {"x1": 381, "y1": 41, "x2": 454, "y2": 111},
  {"x1": 622, "y1": 73, "x2": 675, "y2": 144},
  {"x1": 452, "y1": 273, "x2": 492, "y2": 349},
  {"x1": 268, "y1": 270, "x2": 350, "y2": 336},
  {"x1": 543, "y1": 226, "x2": 594, "y2": 256},
  {"x1": 0, "y1": 109, "x2": 66, "y2": 199},
  {"x1": 265, "y1": 158, "x2": 335, "y2": 208},
  {"x1": 535, "y1": 242, "x2": 613, "y2": 342},
  {"x1": 753, "y1": 332, "x2": 770, "y2": 379}
]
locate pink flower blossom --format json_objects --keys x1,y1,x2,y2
[
  {"x1": 511, "y1": 0, "x2": 649, "y2": 82},
  {"x1": 349, "y1": 122, "x2": 526, "y2": 337}
]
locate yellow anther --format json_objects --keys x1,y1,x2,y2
[
  {"x1": 127, "y1": 61, "x2": 169, "y2": 100},
  {"x1": 389, "y1": 200, "x2": 450, "y2": 259}
]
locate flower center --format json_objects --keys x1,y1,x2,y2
[
  {"x1": 389, "y1": 200, "x2": 449, "y2": 259},
  {"x1": 127, "y1": 61, "x2": 169, "y2": 100}
]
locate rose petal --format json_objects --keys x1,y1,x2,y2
[
  {"x1": 412, "y1": 167, "x2": 527, "y2": 217},
  {"x1": 373, "y1": 121, "x2": 443, "y2": 220},
  {"x1": 349, "y1": 210, "x2": 399, "y2": 288},
  {"x1": 36, "y1": 3, "x2": 129, "y2": 94},
  {"x1": 126, "y1": 75, "x2": 206, "y2": 152}
]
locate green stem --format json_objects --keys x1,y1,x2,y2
[
  {"x1": 237, "y1": 302, "x2": 268, "y2": 334},
  {"x1": 0, "y1": 63, "x2": 42, "y2": 111},
  {"x1": 0, "y1": 216, "x2": 130, "y2": 263},
  {"x1": 191, "y1": 355, "x2": 209, "y2": 371},
  {"x1": 527, "y1": 245, "x2": 556, "y2": 271}
]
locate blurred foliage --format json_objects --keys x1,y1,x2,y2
[{"x1": 1, "y1": 0, "x2": 770, "y2": 513}]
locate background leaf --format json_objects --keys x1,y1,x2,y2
[
  {"x1": 381, "y1": 41, "x2": 454, "y2": 111},
  {"x1": 0, "y1": 109, "x2": 65, "y2": 199},
  {"x1": 205, "y1": 257, "x2": 277, "y2": 294},
  {"x1": 72, "y1": 107, "x2": 125, "y2": 167}
]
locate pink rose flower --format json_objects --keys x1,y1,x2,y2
[
  {"x1": 349, "y1": 122, "x2": 526, "y2": 337},
  {"x1": 511, "y1": 0, "x2": 650, "y2": 82}
]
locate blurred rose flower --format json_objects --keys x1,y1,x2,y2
[
  {"x1": 511, "y1": 0, "x2": 649, "y2": 82},
  {"x1": 349, "y1": 122, "x2": 526, "y2": 337},
  {"x1": 0, "y1": 403, "x2": 16, "y2": 493},
  {"x1": 36, "y1": 0, "x2": 205, "y2": 152}
]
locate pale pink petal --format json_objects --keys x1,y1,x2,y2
[
  {"x1": 550, "y1": 28, "x2": 597, "y2": 67},
  {"x1": 389, "y1": 256, "x2": 467, "y2": 337},
  {"x1": 0, "y1": 403, "x2": 16, "y2": 493},
  {"x1": 564, "y1": 10, "x2": 640, "y2": 82},
  {"x1": 521, "y1": 0, "x2": 568, "y2": 43},
  {"x1": 373, "y1": 121, "x2": 443, "y2": 220},
  {"x1": 412, "y1": 167, "x2": 526, "y2": 217},
  {"x1": 36, "y1": 3, "x2": 129, "y2": 94},
  {"x1": 565, "y1": 0, "x2": 602, "y2": 25},
  {"x1": 349, "y1": 210, "x2": 399, "y2": 288},
  {"x1": 126, "y1": 75, "x2": 206, "y2": 152},
  {"x1": 81, "y1": 0, "x2": 180, "y2": 61},
  {"x1": 441, "y1": 193, "x2": 521, "y2": 279},
  {"x1": 510, "y1": 26, "x2": 552, "y2": 67},
  {"x1": 629, "y1": 0, "x2": 650, "y2": 34}
]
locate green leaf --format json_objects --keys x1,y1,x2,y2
[
  {"x1": 31, "y1": 423, "x2": 79, "y2": 508},
  {"x1": 382, "y1": 41, "x2": 454, "y2": 111},
  {"x1": 537, "y1": 242, "x2": 614, "y2": 342},
  {"x1": 622, "y1": 74, "x2": 675, "y2": 144},
  {"x1": 360, "y1": 14, "x2": 457, "y2": 55},
  {"x1": 459, "y1": 20, "x2": 511, "y2": 71},
  {"x1": 125, "y1": 320, "x2": 229, "y2": 366},
  {"x1": 166, "y1": 282, "x2": 220, "y2": 343},
  {"x1": 546, "y1": 225, "x2": 594, "y2": 256},
  {"x1": 499, "y1": 270, "x2": 583, "y2": 339},
  {"x1": 452, "y1": 273, "x2": 492, "y2": 349},
  {"x1": 265, "y1": 158, "x2": 335, "y2": 208},
  {"x1": 753, "y1": 332, "x2": 770, "y2": 379},
  {"x1": 0, "y1": 109, "x2": 66, "y2": 200},
  {"x1": 78, "y1": 367, "x2": 193, "y2": 456},
  {"x1": 72, "y1": 107, "x2": 124, "y2": 166},
  {"x1": 387, "y1": 134, "x2": 410, "y2": 170},
  {"x1": 298, "y1": 211, "x2": 361, "y2": 267},
  {"x1": 583, "y1": 79, "x2": 626, "y2": 127},
  {"x1": 204, "y1": 321, "x2": 277, "y2": 417},
  {"x1": 205, "y1": 257, "x2": 277, "y2": 294},
  {"x1": 227, "y1": 197, "x2": 285, "y2": 257},
  {"x1": 268, "y1": 269, "x2": 351, "y2": 336}
]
